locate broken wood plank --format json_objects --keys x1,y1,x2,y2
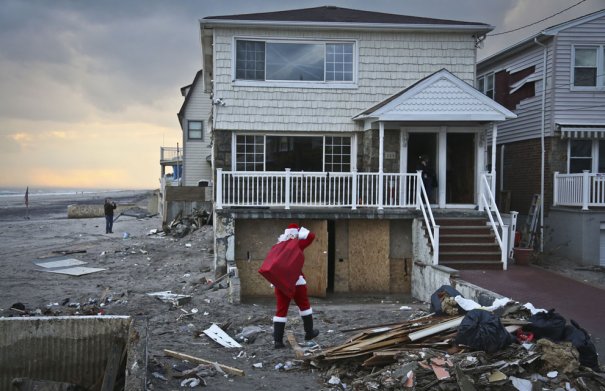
[
  {"x1": 408, "y1": 316, "x2": 464, "y2": 341},
  {"x1": 286, "y1": 331, "x2": 305, "y2": 359},
  {"x1": 163, "y1": 349, "x2": 245, "y2": 377}
]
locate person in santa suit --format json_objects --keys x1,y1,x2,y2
[{"x1": 273, "y1": 223, "x2": 320, "y2": 349}]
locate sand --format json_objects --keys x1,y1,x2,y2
[{"x1": 0, "y1": 189, "x2": 426, "y2": 390}]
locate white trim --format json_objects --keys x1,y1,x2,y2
[
  {"x1": 299, "y1": 308, "x2": 313, "y2": 316},
  {"x1": 202, "y1": 19, "x2": 493, "y2": 33},
  {"x1": 273, "y1": 316, "x2": 287, "y2": 323},
  {"x1": 542, "y1": 9, "x2": 605, "y2": 36},
  {"x1": 570, "y1": 44, "x2": 605, "y2": 90}
]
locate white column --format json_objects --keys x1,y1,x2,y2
[
  {"x1": 491, "y1": 123, "x2": 497, "y2": 195},
  {"x1": 400, "y1": 128, "x2": 408, "y2": 205},
  {"x1": 216, "y1": 168, "x2": 223, "y2": 209},
  {"x1": 378, "y1": 122, "x2": 384, "y2": 210}
]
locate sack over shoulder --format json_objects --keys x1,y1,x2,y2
[{"x1": 258, "y1": 239, "x2": 304, "y2": 298}]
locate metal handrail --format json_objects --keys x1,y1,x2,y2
[{"x1": 480, "y1": 174, "x2": 508, "y2": 270}]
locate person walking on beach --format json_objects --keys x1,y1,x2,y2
[
  {"x1": 259, "y1": 223, "x2": 320, "y2": 349},
  {"x1": 104, "y1": 198, "x2": 116, "y2": 234}
]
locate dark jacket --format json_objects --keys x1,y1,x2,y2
[{"x1": 104, "y1": 201, "x2": 116, "y2": 216}]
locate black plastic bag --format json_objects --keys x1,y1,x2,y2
[
  {"x1": 563, "y1": 319, "x2": 600, "y2": 371},
  {"x1": 525, "y1": 308, "x2": 566, "y2": 341},
  {"x1": 429, "y1": 285, "x2": 463, "y2": 315},
  {"x1": 455, "y1": 309, "x2": 514, "y2": 353}
]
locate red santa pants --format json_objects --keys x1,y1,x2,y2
[{"x1": 273, "y1": 284, "x2": 312, "y2": 323}]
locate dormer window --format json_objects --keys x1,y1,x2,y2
[{"x1": 235, "y1": 39, "x2": 355, "y2": 85}]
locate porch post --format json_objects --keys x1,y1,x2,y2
[
  {"x1": 285, "y1": 168, "x2": 291, "y2": 210},
  {"x1": 491, "y1": 123, "x2": 497, "y2": 196},
  {"x1": 582, "y1": 170, "x2": 589, "y2": 210},
  {"x1": 378, "y1": 122, "x2": 384, "y2": 210},
  {"x1": 400, "y1": 128, "x2": 408, "y2": 205},
  {"x1": 351, "y1": 169, "x2": 357, "y2": 210},
  {"x1": 216, "y1": 168, "x2": 223, "y2": 210},
  {"x1": 553, "y1": 171, "x2": 559, "y2": 206}
]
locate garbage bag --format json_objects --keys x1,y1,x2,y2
[
  {"x1": 563, "y1": 319, "x2": 600, "y2": 371},
  {"x1": 430, "y1": 285, "x2": 463, "y2": 315},
  {"x1": 524, "y1": 308, "x2": 566, "y2": 341},
  {"x1": 455, "y1": 309, "x2": 514, "y2": 353}
]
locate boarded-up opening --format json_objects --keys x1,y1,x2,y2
[{"x1": 349, "y1": 220, "x2": 390, "y2": 292}]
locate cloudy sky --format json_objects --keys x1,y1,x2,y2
[{"x1": 0, "y1": 0, "x2": 603, "y2": 190}]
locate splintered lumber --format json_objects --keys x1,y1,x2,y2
[
  {"x1": 164, "y1": 349, "x2": 245, "y2": 377},
  {"x1": 286, "y1": 331, "x2": 305, "y2": 359},
  {"x1": 408, "y1": 316, "x2": 464, "y2": 341}
]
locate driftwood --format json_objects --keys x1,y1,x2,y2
[
  {"x1": 163, "y1": 349, "x2": 245, "y2": 377},
  {"x1": 286, "y1": 331, "x2": 305, "y2": 359}
]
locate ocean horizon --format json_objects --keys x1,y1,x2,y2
[{"x1": 0, "y1": 187, "x2": 150, "y2": 198}]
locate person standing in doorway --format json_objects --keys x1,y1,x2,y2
[
  {"x1": 104, "y1": 198, "x2": 116, "y2": 234},
  {"x1": 417, "y1": 155, "x2": 437, "y2": 203}
]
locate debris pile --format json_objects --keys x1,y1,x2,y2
[
  {"x1": 307, "y1": 290, "x2": 604, "y2": 390},
  {"x1": 162, "y1": 208, "x2": 212, "y2": 238}
]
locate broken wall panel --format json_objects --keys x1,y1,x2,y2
[
  {"x1": 349, "y1": 220, "x2": 390, "y2": 292},
  {"x1": 0, "y1": 316, "x2": 132, "y2": 391}
]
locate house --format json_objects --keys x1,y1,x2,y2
[
  {"x1": 199, "y1": 6, "x2": 516, "y2": 301},
  {"x1": 477, "y1": 9, "x2": 605, "y2": 266},
  {"x1": 158, "y1": 70, "x2": 213, "y2": 223}
]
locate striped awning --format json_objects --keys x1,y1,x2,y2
[{"x1": 558, "y1": 124, "x2": 605, "y2": 139}]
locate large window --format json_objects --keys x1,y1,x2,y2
[
  {"x1": 569, "y1": 140, "x2": 593, "y2": 173},
  {"x1": 235, "y1": 135, "x2": 352, "y2": 172},
  {"x1": 573, "y1": 46, "x2": 604, "y2": 88},
  {"x1": 235, "y1": 39, "x2": 354, "y2": 83},
  {"x1": 477, "y1": 73, "x2": 494, "y2": 98},
  {"x1": 188, "y1": 121, "x2": 203, "y2": 140}
]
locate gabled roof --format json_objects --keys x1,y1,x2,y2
[
  {"x1": 177, "y1": 70, "x2": 203, "y2": 125},
  {"x1": 479, "y1": 9, "x2": 605, "y2": 67},
  {"x1": 201, "y1": 6, "x2": 492, "y2": 33},
  {"x1": 354, "y1": 69, "x2": 517, "y2": 122}
]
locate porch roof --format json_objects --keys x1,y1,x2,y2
[{"x1": 353, "y1": 68, "x2": 517, "y2": 125}]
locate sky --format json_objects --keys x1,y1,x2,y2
[{"x1": 0, "y1": 0, "x2": 603, "y2": 190}]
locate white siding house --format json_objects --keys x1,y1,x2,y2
[
  {"x1": 477, "y1": 9, "x2": 605, "y2": 266},
  {"x1": 200, "y1": 6, "x2": 517, "y2": 300}
]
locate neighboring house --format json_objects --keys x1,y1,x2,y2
[
  {"x1": 477, "y1": 9, "x2": 605, "y2": 266},
  {"x1": 200, "y1": 6, "x2": 516, "y2": 301},
  {"x1": 158, "y1": 70, "x2": 213, "y2": 223}
]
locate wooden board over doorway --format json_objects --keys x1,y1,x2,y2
[
  {"x1": 349, "y1": 220, "x2": 390, "y2": 292},
  {"x1": 301, "y1": 220, "x2": 328, "y2": 297}
]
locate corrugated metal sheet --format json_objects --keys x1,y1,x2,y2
[{"x1": 0, "y1": 316, "x2": 131, "y2": 391}]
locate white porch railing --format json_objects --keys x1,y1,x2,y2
[
  {"x1": 479, "y1": 174, "x2": 509, "y2": 270},
  {"x1": 553, "y1": 170, "x2": 605, "y2": 210},
  {"x1": 216, "y1": 169, "x2": 421, "y2": 210},
  {"x1": 416, "y1": 170, "x2": 439, "y2": 265},
  {"x1": 160, "y1": 146, "x2": 182, "y2": 163}
]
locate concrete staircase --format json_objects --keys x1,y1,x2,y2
[{"x1": 436, "y1": 217, "x2": 503, "y2": 270}]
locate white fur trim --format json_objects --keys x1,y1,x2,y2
[
  {"x1": 295, "y1": 275, "x2": 306, "y2": 285},
  {"x1": 298, "y1": 227, "x2": 310, "y2": 240},
  {"x1": 278, "y1": 228, "x2": 299, "y2": 243},
  {"x1": 273, "y1": 316, "x2": 287, "y2": 323},
  {"x1": 299, "y1": 308, "x2": 313, "y2": 316}
]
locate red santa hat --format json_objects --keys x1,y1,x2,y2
[{"x1": 287, "y1": 223, "x2": 299, "y2": 229}]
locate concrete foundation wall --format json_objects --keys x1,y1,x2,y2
[
  {"x1": 0, "y1": 316, "x2": 133, "y2": 390},
  {"x1": 546, "y1": 208, "x2": 605, "y2": 265}
]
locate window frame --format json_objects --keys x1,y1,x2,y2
[
  {"x1": 567, "y1": 139, "x2": 599, "y2": 173},
  {"x1": 571, "y1": 45, "x2": 605, "y2": 90},
  {"x1": 187, "y1": 120, "x2": 204, "y2": 141},
  {"x1": 477, "y1": 73, "x2": 495, "y2": 98},
  {"x1": 232, "y1": 37, "x2": 358, "y2": 89},
  {"x1": 232, "y1": 133, "x2": 354, "y2": 172}
]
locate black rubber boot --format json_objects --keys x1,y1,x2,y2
[
  {"x1": 302, "y1": 314, "x2": 319, "y2": 340},
  {"x1": 273, "y1": 322, "x2": 286, "y2": 349}
]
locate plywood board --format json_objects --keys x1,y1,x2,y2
[
  {"x1": 390, "y1": 258, "x2": 411, "y2": 293},
  {"x1": 42, "y1": 266, "x2": 106, "y2": 276},
  {"x1": 236, "y1": 259, "x2": 273, "y2": 297},
  {"x1": 300, "y1": 220, "x2": 328, "y2": 297},
  {"x1": 349, "y1": 220, "x2": 390, "y2": 292},
  {"x1": 35, "y1": 258, "x2": 87, "y2": 268}
]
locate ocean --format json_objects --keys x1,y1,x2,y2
[{"x1": 0, "y1": 187, "x2": 122, "y2": 198}]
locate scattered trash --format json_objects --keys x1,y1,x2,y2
[
  {"x1": 235, "y1": 325, "x2": 262, "y2": 343},
  {"x1": 122, "y1": 232, "x2": 130, "y2": 239},
  {"x1": 252, "y1": 363, "x2": 263, "y2": 368},
  {"x1": 203, "y1": 323, "x2": 242, "y2": 348},
  {"x1": 180, "y1": 378, "x2": 200, "y2": 388},
  {"x1": 328, "y1": 375, "x2": 341, "y2": 385},
  {"x1": 147, "y1": 291, "x2": 192, "y2": 306}
]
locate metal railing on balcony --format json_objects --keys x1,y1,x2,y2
[
  {"x1": 553, "y1": 170, "x2": 605, "y2": 210},
  {"x1": 160, "y1": 147, "x2": 183, "y2": 164},
  {"x1": 216, "y1": 169, "x2": 423, "y2": 210}
]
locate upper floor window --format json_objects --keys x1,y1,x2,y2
[
  {"x1": 477, "y1": 73, "x2": 494, "y2": 98},
  {"x1": 235, "y1": 39, "x2": 354, "y2": 84},
  {"x1": 572, "y1": 46, "x2": 604, "y2": 88},
  {"x1": 188, "y1": 121, "x2": 203, "y2": 140}
]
